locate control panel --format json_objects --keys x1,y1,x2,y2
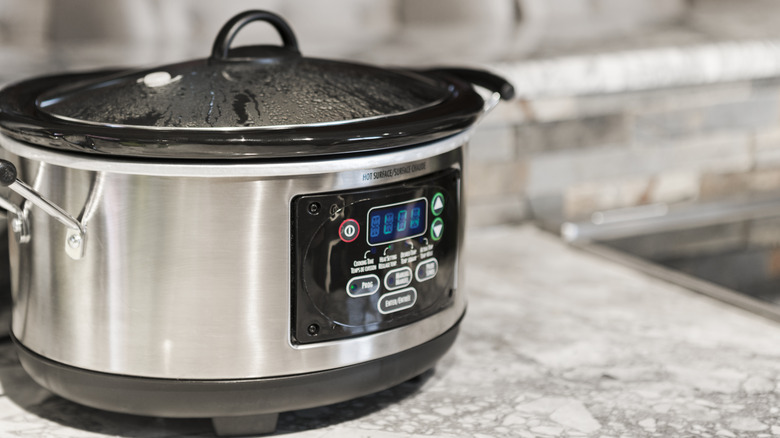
[{"x1": 292, "y1": 168, "x2": 460, "y2": 344}]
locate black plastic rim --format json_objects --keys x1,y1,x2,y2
[
  {"x1": 0, "y1": 69, "x2": 484, "y2": 160},
  {"x1": 13, "y1": 317, "x2": 461, "y2": 418}
]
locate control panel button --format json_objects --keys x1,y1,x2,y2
[
  {"x1": 415, "y1": 258, "x2": 438, "y2": 283},
  {"x1": 384, "y1": 266, "x2": 413, "y2": 291},
  {"x1": 431, "y1": 192, "x2": 445, "y2": 216},
  {"x1": 378, "y1": 288, "x2": 417, "y2": 314},
  {"x1": 430, "y1": 217, "x2": 444, "y2": 241},
  {"x1": 339, "y1": 219, "x2": 360, "y2": 242},
  {"x1": 346, "y1": 274, "x2": 380, "y2": 297}
]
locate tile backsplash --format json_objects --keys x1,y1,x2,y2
[{"x1": 467, "y1": 77, "x2": 780, "y2": 227}]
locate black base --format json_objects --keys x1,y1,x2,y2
[
  {"x1": 212, "y1": 413, "x2": 280, "y2": 436},
  {"x1": 13, "y1": 320, "x2": 460, "y2": 435}
]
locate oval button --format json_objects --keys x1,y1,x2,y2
[
  {"x1": 377, "y1": 288, "x2": 417, "y2": 314},
  {"x1": 430, "y1": 217, "x2": 444, "y2": 241},
  {"x1": 415, "y1": 258, "x2": 438, "y2": 283},
  {"x1": 384, "y1": 266, "x2": 413, "y2": 291},
  {"x1": 431, "y1": 192, "x2": 445, "y2": 216},
  {"x1": 346, "y1": 274, "x2": 380, "y2": 297}
]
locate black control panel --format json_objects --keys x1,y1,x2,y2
[{"x1": 292, "y1": 168, "x2": 460, "y2": 344}]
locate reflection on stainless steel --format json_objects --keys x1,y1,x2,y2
[
  {"x1": 3, "y1": 135, "x2": 467, "y2": 380},
  {"x1": 563, "y1": 195, "x2": 780, "y2": 321},
  {"x1": 0, "y1": 220, "x2": 9, "y2": 336},
  {"x1": 0, "y1": 193, "x2": 24, "y2": 218}
]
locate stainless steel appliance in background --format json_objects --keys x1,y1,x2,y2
[
  {"x1": 0, "y1": 217, "x2": 9, "y2": 337},
  {"x1": 0, "y1": 10, "x2": 513, "y2": 436}
]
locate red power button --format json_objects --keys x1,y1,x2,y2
[{"x1": 339, "y1": 219, "x2": 360, "y2": 242}]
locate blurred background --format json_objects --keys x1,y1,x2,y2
[
  {"x1": 3, "y1": 0, "x2": 780, "y2": 229},
  {"x1": 2, "y1": 3, "x2": 780, "y2": 436}
]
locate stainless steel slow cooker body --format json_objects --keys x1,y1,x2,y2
[
  {"x1": 1, "y1": 132, "x2": 467, "y2": 380},
  {"x1": 0, "y1": 10, "x2": 513, "y2": 435}
]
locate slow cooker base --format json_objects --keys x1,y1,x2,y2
[{"x1": 13, "y1": 320, "x2": 461, "y2": 436}]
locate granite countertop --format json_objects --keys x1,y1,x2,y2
[{"x1": 0, "y1": 224, "x2": 777, "y2": 437}]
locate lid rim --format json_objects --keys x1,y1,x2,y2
[{"x1": 0, "y1": 67, "x2": 485, "y2": 160}]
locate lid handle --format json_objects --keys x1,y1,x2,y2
[{"x1": 211, "y1": 10, "x2": 300, "y2": 60}]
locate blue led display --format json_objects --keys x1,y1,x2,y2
[{"x1": 367, "y1": 198, "x2": 427, "y2": 245}]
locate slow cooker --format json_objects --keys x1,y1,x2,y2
[{"x1": 0, "y1": 10, "x2": 513, "y2": 436}]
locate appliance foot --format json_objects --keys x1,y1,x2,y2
[{"x1": 212, "y1": 413, "x2": 279, "y2": 436}]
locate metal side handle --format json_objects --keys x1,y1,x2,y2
[
  {"x1": 422, "y1": 67, "x2": 515, "y2": 115},
  {"x1": 0, "y1": 159, "x2": 86, "y2": 259},
  {"x1": 425, "y1": 67, "x2": 515, "y2": 101}
]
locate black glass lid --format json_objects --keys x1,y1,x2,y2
[
  {"x1": 0, "y1": 10, "x2": 511, "y2": 160},
  {"x1": 37, "y1": 58, "x2": 447, "y2": 130}
]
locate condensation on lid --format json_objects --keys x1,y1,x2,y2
[{"x1": 36, "y1": 56, "x2": 451, "y2": 130}]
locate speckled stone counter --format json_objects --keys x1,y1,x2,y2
[{"x1": 0, "y1": 225, "x2": 778, "y2": 437}]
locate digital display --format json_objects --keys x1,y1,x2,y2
[{"x1": 367, "y1": 198, "x2": 427, "y2": 245}]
